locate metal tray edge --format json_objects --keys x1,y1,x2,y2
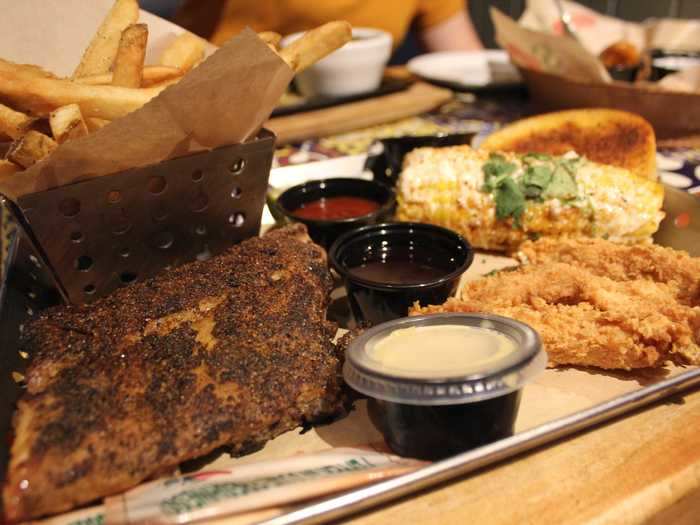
[{"x1": 260, "y1": 367, "x2": 700, "y2": 525}]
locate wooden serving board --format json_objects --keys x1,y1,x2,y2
[
  {"x1": 25, "y1": 188, "x2": 700, "y2": 524},
  {"x1": 265, "y1": 82, "x2": 453, "y2": 145},
  {"x1": 170, "y1": 186, "x2": 700, "y2": 523},
  {"x1": 198, "y1": 253, "x2": 699, "y2": 524},
  {"x1": 345, "y1": 389, "x2": 700, "y2": 525}
]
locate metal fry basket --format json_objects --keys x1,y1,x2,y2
[{"x1": 3, "y1": 130, "x2": 276, "y2": 305}]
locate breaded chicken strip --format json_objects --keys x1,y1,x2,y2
[
  {"x1": 414, "y1": 262, "x2": 700, "y2": 370},
  {"x1": 516, "y1": 238, "x2": 700, "y2": 306}
]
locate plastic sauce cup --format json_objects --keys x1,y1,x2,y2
[
  {"x1": 329, "y1": 222, "x2": 473, "y2": 325},
  {"x1": 344, "y1": 313, "x2": 546, "y2": 460}
]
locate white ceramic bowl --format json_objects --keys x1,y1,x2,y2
[{"x1": 281, "y1": 27, "x2": 393, "y2": 98}]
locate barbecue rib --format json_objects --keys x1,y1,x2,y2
[{"x1": 3, "y1": 225, "x2": 346, "y2": 521}]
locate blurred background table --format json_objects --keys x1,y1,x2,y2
[
  {"x1": 142, "y1": 0, "x2": 700, "y2": 64},
  {"x1": 3, "y1": 77, "x2": 699, "y2": 524},
  {"x1": 269, "y1": 71, "x2": 700, "y2": 196}
]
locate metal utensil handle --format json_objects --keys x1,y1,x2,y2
[{"x1": 259, "y1": 367, "x2": 700, "y2": 525}]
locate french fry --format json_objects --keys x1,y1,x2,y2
[
  {"x1": 0, "y1": 72, "x2": 164, "y2": 120},
  {"x1": 74, "y1": 66, "x2": 183, "y2": 87},
  {"x1": 73, "y1": 0, "x2": 140, "y2": 78},
  {"x1": 0, "y1": 62, "x2": 58, "y2": 79},
  {"x1": 85, "y1": 117, "x2": 112, "y2": 132},
  {"x1": 112, "y1": 23, "x2": 148, "y2": 88},
  {"x1": 159, "y1": 32, "x2": 206, "y2": 72},
  {"x1": 0, "y1": 103, "x2": 35, "y2": 140},
  {"x1": 0, "y1": 159, "x2": 20, "y2": 176},
  {"x1": 6, "y1": 130, "x2": 57, "y2": 168},
  {"x1": 279, "y1": 21, "x2": 352, "y2": 73},
  {"x1": 146, "y1": 77, "x2": 182, "y2": 90},
  {"x1": 258, "y1": 31, "x2": 282, "y2": 50},
  {"x1": 49, "y1": 104, "x2": 89, "y2": 143},
  {"x1": 0, "y1": 58, "x2": 53, "y2": 79}
]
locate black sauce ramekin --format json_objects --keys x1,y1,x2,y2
[
  {"x1": 274, "y1": 178, "x2": 396, "y2": 249},
  {"x1": 328, "y1": 222, "x2": 474, "y2": 325}
]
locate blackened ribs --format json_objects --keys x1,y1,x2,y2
[{"x1": 3, "y1": 225, "x2": 345, "y2": 520}]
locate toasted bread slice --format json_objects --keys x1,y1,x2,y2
[{"x1": 480, "y1": 109, "x2": 657, "y2": 181}]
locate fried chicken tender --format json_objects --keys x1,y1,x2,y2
[
  {"x1": 517, "y1": 238, "x2": 700, "y2": 307},
  {"x1": 414, "y1": 241, "x2": 700, "y2": 370}
]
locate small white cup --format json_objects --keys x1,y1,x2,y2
[{"x1": 281, "y1": 27, "x2": 393, "y2": 98}]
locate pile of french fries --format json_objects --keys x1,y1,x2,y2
[
  {"x1": 0, "y1": 0, "x2": 206, "y2": 176},
  {"x1": 0, "y1": 0, "x2": 350, "y2": 177}
]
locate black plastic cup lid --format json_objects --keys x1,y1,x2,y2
[{"x1": 344, "y1": 313, "x2": 546, "y2": 406}]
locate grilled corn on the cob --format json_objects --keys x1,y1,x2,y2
[{"x1": 397, "y1": 146, "x2": 664, "y2": 252}]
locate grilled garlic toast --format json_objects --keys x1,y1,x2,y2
[
  {"x1": 480, "y1": 109, "x2": 657, "y2": 181},
  {"x1": 397, "y1": 146, "x2": 664, "y2": 252}
]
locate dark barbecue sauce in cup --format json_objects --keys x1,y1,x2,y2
[{"x1": 348, "y1": 260, "x2": 447, "y2": 286}]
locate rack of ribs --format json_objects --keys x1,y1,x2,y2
[{"x1": 3, "y1": 225, "x2": 346, "y2": 521}]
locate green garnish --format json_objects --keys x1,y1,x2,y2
[
  {"x1": 494, "y1": 177, "x2": 525, "y2": 226},
  {"x1": 560, "y1": 157, "x2": 583, "y2": 175},
  {"x1": 482, "y1": 153, "x2": 517, "y2": 192},
  {"x1": 542, "y1": 166, "x2": 578, "y2": 200},
  {"x1": 521, "y1": 152, "x2": 552, "y2": 163},
  {"x1": 519, "y1": 164, "x2": 553, "y2": 199},
  {"x1": 480, "y1": 152, "x2": 582, "y2": 228}
]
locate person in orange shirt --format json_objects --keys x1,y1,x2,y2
[{"x1": 175, "y1": 0, "x2": 483, "y2": 51}]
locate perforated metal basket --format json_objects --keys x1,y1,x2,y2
[{"x1": 1, "y1": 129, "x2": 276, "y2": 305}]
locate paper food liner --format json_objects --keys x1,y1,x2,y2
[
  {"x1": 0, "y1": 28, "x2": 294, "y2": 201},
  {"x1": 493, "y1": 0, "x2": 700, "y2": 93},
  {"x1": 33, "y1": 447, "x2": 425, "y2": 525},
  {"x1": 518, "y1": 0, "x2": 644, "y2": 56},
  {"x1": 518, "y1": 0, "x2": 700, "y2": 53},
  {"x1": 491, "y1": 7, "x2": 610, "y2": 83},
  {"x1": 0, "y1": 1, "x2": 209, "y2": 77}
]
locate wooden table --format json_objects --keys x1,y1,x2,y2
[
  {"x1": 267, "y1": 81, "x2": 453, "y2": 145},
  {"x1": 344, "y1": 387, "x2": 700, "y2": 525}
]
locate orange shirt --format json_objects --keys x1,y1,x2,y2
[{"x1": 187, "y1": 0, "x2": 464, "y2": 46}]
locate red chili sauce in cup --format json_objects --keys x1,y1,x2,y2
[{"x1": 291, "y1": 196, "x2": 380, "y2": 221}]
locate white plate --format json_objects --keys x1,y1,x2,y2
[{"x1": 407, "y1": 50, "x2": 522, "y2": 91}]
